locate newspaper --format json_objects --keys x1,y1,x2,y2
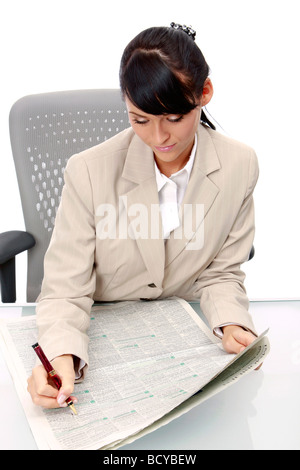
[{"x1": 0, "y1": 297, "x2": 269, "y2": 450}]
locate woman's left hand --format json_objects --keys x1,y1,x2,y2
[
  {"x1": 222, "y1": 325, "x2": 262, "y2": 369},
  {"x1": 222, "y1": 325, "x2": 256, "y2": 354}
]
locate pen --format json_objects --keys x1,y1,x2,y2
[{"x1": 32, "y1": 342, "x2": 77, "y2": 415}]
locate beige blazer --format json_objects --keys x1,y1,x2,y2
[{"x1": 36, "y1": 124, "x2": 259, "y2": 367}]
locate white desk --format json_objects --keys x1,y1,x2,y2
[{"x1": 0, "y1": 301, "x2": 299, "y2": 450}]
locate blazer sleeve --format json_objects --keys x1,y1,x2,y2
[
  {"x1": 194, "y1": 149, "x2": 259, "y2": 337},
  {"x1": 36, "y1": 154, "x2": 96, "y2": 374}
]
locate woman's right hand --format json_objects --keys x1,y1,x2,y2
[{"x1": 27, "y1": 354, "x2": 77, "y2": 409}]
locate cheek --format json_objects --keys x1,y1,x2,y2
[
  {"x1": 182, "y1": 117, "x2": 200, "y2": 141},
  {"x1": 176, "y1": 125, "x2": 196, "y2": 143},
  {"x1": 130, "y1": 123, "x2": 149, "y2": 143}
]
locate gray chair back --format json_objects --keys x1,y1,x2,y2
[{"x1": 9, "y1": 89, "x2": 129, "y2": 301}]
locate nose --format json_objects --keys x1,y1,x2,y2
[{"x1": 152, "y1": 121, "x2": 170, "y2": 145}]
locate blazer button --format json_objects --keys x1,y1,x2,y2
[{"x1": 148, "y1": 283, "x2": 156, "y2": 288}]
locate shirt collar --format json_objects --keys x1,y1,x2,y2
[{"x1": 155, "y1": 133, "x2": 198, "y2": 191}]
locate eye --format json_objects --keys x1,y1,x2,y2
[
  {"x1": 167, "y1": 115, "x2": 184, "y2": 123},
  {"x1": 132, "y1": 118, "x2": 149, "y2": 125}
]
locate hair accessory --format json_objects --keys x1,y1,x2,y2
[{"x1": 170, "y1": 22, "x2": 196, "y2": 40}]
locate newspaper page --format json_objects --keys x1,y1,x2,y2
[{"x1": 0, "y1": 297, "x2": 269, "y2": 450}]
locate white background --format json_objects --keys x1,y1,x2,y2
[{"x1": 0, "y1": 0, "x2": 299, "y2": 302}]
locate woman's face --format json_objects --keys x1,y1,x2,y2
[
  {"x1": 125, "y1": 78, "x2": 213, "y2": 176},
  {"x1": 125, "y1": 97, "x2": 202, "y2": 177}
]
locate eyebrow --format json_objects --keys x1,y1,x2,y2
[{"x1": 128, "y1": 111, "x2": 148, "y2": 118}]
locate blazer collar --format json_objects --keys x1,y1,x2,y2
[
  {"x1": 122, "y1": 123, "x2": 221, "y2": 184},
  {"x1": 194, "y1": 124, "x2": 221, "y2": 175},
  {"x1": 122, "y1": 132, "x2": 156, "y2": 183}
]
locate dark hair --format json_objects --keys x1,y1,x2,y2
[{"x1": 119, "y1": 25, "x2": 215, "y2": 129}]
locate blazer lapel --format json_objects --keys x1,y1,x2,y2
[
  {"x1": 165, "y1": 125, "x2": 221, "y2": 267},
  {"x1": 121, "y1": 134, "x2": 165, "y2": 289}
]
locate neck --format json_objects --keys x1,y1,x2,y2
[
  {"x1": 155, "y1": 155, "x2": 190, "y2": 177},
  {"x1": 154, "y1": 139, "x2": 194, "y2": 177}
]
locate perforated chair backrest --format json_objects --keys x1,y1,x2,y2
[{"x1": 9, "y1": 89, "x2": 129, "y2": 302}]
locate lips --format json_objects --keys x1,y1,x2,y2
[{"x1": 154, "y1": 144, "x2": 176, "y2": 153}]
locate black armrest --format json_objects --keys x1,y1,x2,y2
[
  {"x1": 248, "y1": 245, "x2": 255, "y2": 261},
  {"x1": 0, "y1": 231, "x2": 36, "y2": 302}
]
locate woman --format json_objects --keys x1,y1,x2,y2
[{"x1": 28, "y1": 23, "x2": 259, "y2": 409}]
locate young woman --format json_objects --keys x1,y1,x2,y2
[{"x1": 27, "y1": 23, "x2": 259, "y2": 409}]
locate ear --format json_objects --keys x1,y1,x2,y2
[{"x1": 200, "y1": 78, "x2": 214, "y2": 107}]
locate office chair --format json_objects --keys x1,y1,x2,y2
[{"x1": 0, "y1": 89, "x2": 129, "y2": 302}]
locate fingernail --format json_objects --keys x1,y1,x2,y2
[
  {"x1": 57, "y1": 393, "x2": 67, "y2": 406},
  {"x1": 72, "y1": 397, "x2": 78, "y2": 404}
]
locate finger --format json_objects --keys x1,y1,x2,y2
[
  {"x1": 232, "y1": 329, "x2": 256, "y2": 348},
  {"x1": 57, "y1": 394, "x2": 78, "y2": 407},
  {"x1": 54, "y1": 362, "x2": 75, "y2": 395},
  {"x1": 222, "y1": 335, "x2": 243, "y2": 354},
  {"x1": 51, "y1": 356, "x2": 76, "y2": 406},
  {"x1": 33, "y1": 393, "x2": 62, "y2": 408},
  {"x1": 27, "y1": 375, "x2": 60, "y2": 408},
  {"x1": 28, "y1": 374, "x2": 78, "y2": 408},
  {"x1": 31, "y1": 365, "x2": 58, "y2": 398}
]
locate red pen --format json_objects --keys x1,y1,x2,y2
[{"x1": 32, "y1": 342, "x2": 77, "y2": 415}]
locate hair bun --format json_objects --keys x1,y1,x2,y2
[{"x1": 170, "y1": 22, "x2": 196, "y2": 40}]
